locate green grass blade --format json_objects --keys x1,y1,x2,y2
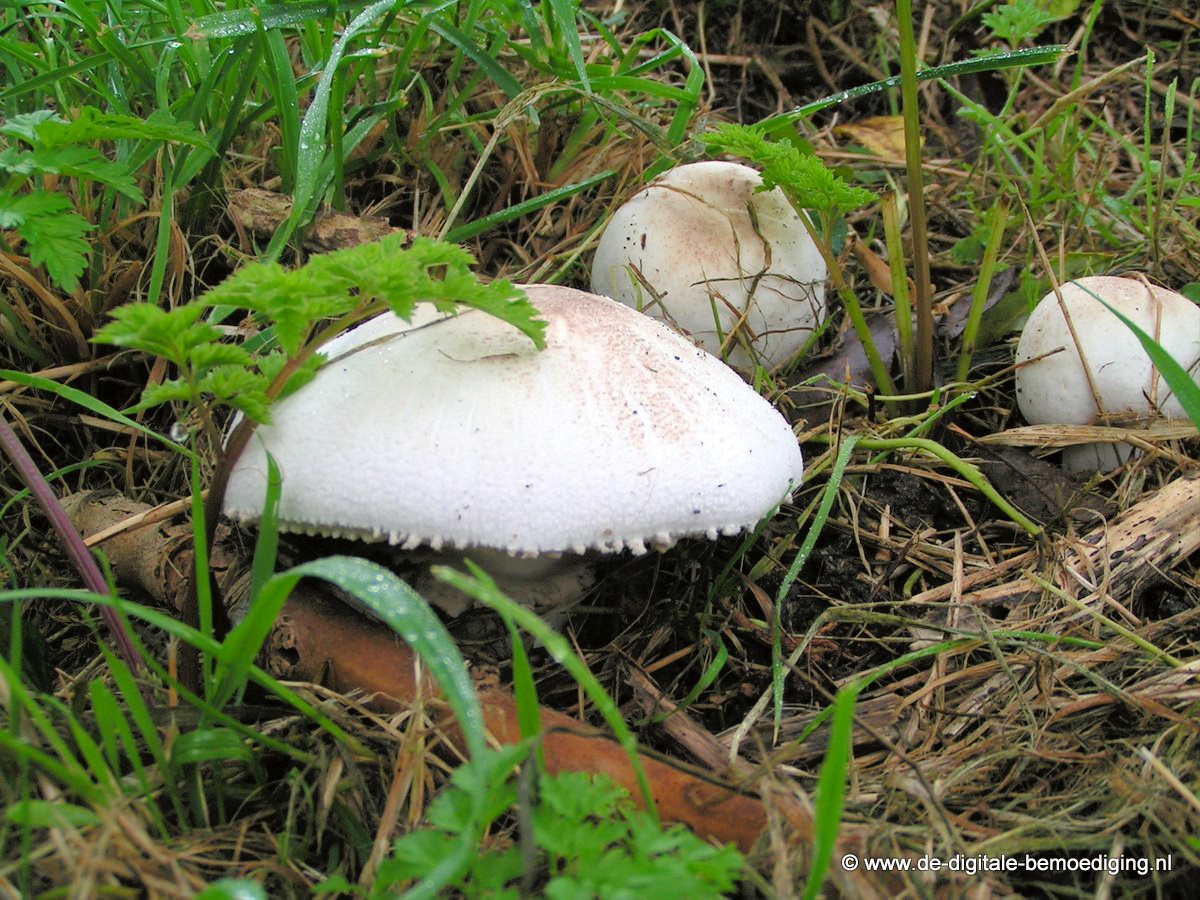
[
  {"x1": 99, "y1": 641, "x2": 171, "y2": 768},
  {"x1": 802, "y1": 677, "x2": 864, "y2": 900},
  {"x1": 89, "y1": 678, "x2": 144, "y2": 789},
  {"x1": 0, "y1": 588, "x2": 355, "y2": 754},
  {"x1": 268, "y1": 0, "x2": 399, "y2": 258},
  {"x1": 86, "y1": 672, "x2": 169, "y2": 835},
  {"x1": 248, "y1": 452, "x2": 283, "y2": 608},
  {"x1": 760, "y1": 45, "x2": 1068, "y2": 128},
  {"x1": 287, "y1": 556, "x2": 487, "y2": 756},
  {"x1": 145, "y1": 166, "x2": 176, "y2": 305},
  {"x1": 851, "y1": 436, "x2": 1041, "y2": 536},
  {"x1": 665, "y1": 630, "x2": 728, "y2": 713},
  {"x1": 59, "y1": 0, "x2": 155, "y2": 92},
  {"x1": 189, "y1": 1, "x2": 369, "y2": 39},
  {"x1": 956, "y1": 197, "x2": 1010, "y2": 382},
  {"x1": 259, "y1": 28, "x2": 302, "y2": 194},
  {"x1": 507, "y1": 619, "x2": 544, "y2": 770},
  {"x1": 170, "y1": 726, "x2": 255, "y2": 767},
  {"x1": 427, "y1": 18, "x2": 523, "y2": 100},
  {"x1": 546, "y1": 0, "x2": 590, "y2": 91},
  {"x1": 189, "y1": 452, "x2": 215, "y2": 694},
  {"x1": 0, "y1": 653, "x2": 106, "y2": 804},
  {"x1": 257, "y1": 558, "x2": 491, "y2": 900},
  {"x1": 0, "y1": 370, "x2": 192, "y2": 458},
  {"x1": 443, "y1": 169, "x2": 615, "y2": 242},
  {"x1": 0, "y1": 732, "x2": 103, "y2": 807},
  {"x1": 3, "y1": 800, "x2": 101, "y2": 830}
]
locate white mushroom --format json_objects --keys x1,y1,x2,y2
[
  {"x1": 1014, "y1": 275, "x2": 1200, "y2": 473},
  {"x1": 590, "y1": 160, "x2": 827, "y2": 371},
  {"x1": 224, "y1": 285, "x2": 804, "y2": 612}
]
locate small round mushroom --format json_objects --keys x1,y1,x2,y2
[
  {"x1": 224, "y1": 285, "x2": 804, "y2": 612},
  {"x1": 590, "y1": 160, "x2": 827, "y2": 370},
  {"x1": 1014, "y1": 275, "x2": 1200, "y2": 472}
]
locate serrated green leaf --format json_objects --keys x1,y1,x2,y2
[
  {"x1": 141, "y1": 380, "x2": 195, "y2": 407},
  {"x1": 375, "y1": 764, "x2": 743, "y2": 897},
  {"x1": 984, "y1": 0, "x2": 1060, "y2": 46},
  {"x1": 428, "y1": 277, "x2": 543, "y2": 346},
  {"x1": 97, "y1": 303, "x2": 220, "y2": 364},
  {"x1": 200, "y1": 260, "x2": 294, "y2": 313},
  {"x1": 13, "y1": 202, "x2": 93, "y2": 291},
  {"x1": 0, "y1": 110, "x2": 58, "y2": 142},
  {"x1": 199, "y1": 369, "x2": 271, "y2": 421},
  {"x1": 703, "y1": 123, "x2": 874, "y2": 215},
  {"x1": 202, "y1": 232, "x2": 545, "y2": 351},
  {"x1": 198, "y1": 364, "x2": 266, "y2": 399},
  {"x1": 259, "y1": 351, "x2": 324, "y2": 400},
  {"x1": 0, "y1": 146, "x2": 41, "y2": 177},
  {"x1": 95, "y1": 303, "x2": 169, "y2": 347},
  {"x1": 427, "y1": 770, "x2": 516, "y2": 833},
  {"x1": 270, "y1": 310, "x2": 314, "y2": 358},
  {"x1": 28, "y1": 145, "x2": 140, "y2": 199},
  {"x1": 405, "y1": 234, "x2": 479, "y2": 268},
  {"x1": 0, "y1": 188, "x2": 71, "y2": 227},
  {"x1": 35, "y1": 106, "x2": 209, "y2": 148},
  {"x1": 188, "y1": 342, "x2": 253, "y2": 370},
  {"x1": 377, "y1": 831, "x2": 461, "y2": 885},
  {"x1": 540, "y1": 771, "x2": 625, "y2": 825}
]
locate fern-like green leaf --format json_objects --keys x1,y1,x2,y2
[
  {"x1": 198, "y1": 366, "x2": 268, "y2": 403},
  {"x1": 258, "y1": 351, "x2": 324, "y2": 400},
  {"x1": 35, "y1": 106, "x2": 209, "y2": 148},
  {"x1": 0, "y1": 110, "x2": 58, "y2": 142},
  {"x1": 96, "y1": 303, "x2": 221, "y2": 365},
  {"x1": 27, "y1": 145, "x2": 140, "y2": 200},
  {"x1": 0, "y1": 189, "x2": 69, "y2": 228},
  {"x1": 188, "y1": 342, "x2": 254, "y2": 370},
  {"x1": 984, "y1": 0, "x2": 1060, "y2": 46},
  {"x1": 140, "y1": 380, "x2": 195, "y2": 408},
  {"x1": 703, "y1": 123, "x2": 875, "y2": 215},
  {"x1": 0, "y1": 190, "x2": 93, "y2": 291}
]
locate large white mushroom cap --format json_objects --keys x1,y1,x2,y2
[
  {"x1": 224, "y1": 285, "x2": 804, "y2": 555},
  {"x1": 590, "y1": 160, "x2": 827, "y2": 370},
  {"x1": 1014, "y1": 275, "x2": 1200, "y2": 471}
]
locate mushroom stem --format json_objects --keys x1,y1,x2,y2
[{"x1": 403, "y1": 549, "x2": 595, "y2": 618}]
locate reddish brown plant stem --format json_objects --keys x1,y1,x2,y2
[{"x1": 0, "y1": 413, "x2": 144, "y2": 679}]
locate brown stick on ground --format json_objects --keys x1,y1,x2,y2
[{"x1": 60, "y1": 491, "x2": 769, "y2": 854}]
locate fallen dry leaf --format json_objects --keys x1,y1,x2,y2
[{"x1": 834, "y1": 115, "x2": 910, "y2": 159}]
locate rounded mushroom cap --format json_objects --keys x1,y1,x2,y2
[
  {"x1": 590, "y1": 160, "x2": 827, "y2": 370},
  {"x1": 1014, "y1": 275, "x2": 1200, "y2": 472},
  {"x1": 1015, "y1": 275, "x2": 1200, "y2": 425},
  {"x1": 224, "y1": 285, "x2": 804, "y2": 555}
]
